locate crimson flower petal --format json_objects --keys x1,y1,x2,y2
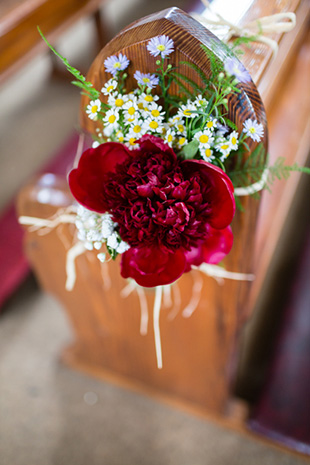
[
  {"x1": 121, "y1": 246, "x2": 186, "y2": 287},
  {"x1": 68, "y1": 142, "x2": 132, "y2": 213},
  {"x1": 182, "y1": 159, "x2": 235, "y2": 229},
  {"x1": 185, "y1": 225, "x2": 233, "y2": 268}
]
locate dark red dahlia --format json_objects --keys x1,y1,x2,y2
[{"x1": 69, "y1": 135, "x2": 235, "y2": 287}]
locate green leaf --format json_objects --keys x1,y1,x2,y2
[
  {"x1": 37, "y1": 27, "x2": 100, "y2": 100},
  {"x1": 179, "y1": 139, "x2": 199, "y2": 159}
]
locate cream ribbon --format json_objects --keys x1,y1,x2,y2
[{"x1": 191, "y1": 0, "x2": 296, "y2": 56}]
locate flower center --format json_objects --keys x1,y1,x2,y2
[
  {"x1": 91, "y1": 105, "x2": 98, "y2": 114},
  {"x1": 149, "y1": 121, "x2": 159, "y2": 129},
  {"x1": 108, "y1": 115, "x2": 116, "y2": 123},
  {"x1": 113, "y1": 62, "x2": 121, "y2": 69},
  {"x1": 177, "y1": 124, "x2": 185, "y2": 132},
  {"x1": 231, "y1": 136, "x2": 237, "y2": 145},
  {"x1": 128, "y1": 107, "x2": 135, "y2": 115},
  {"x1": 151, "y1": 109, "x2": 160, "y2": 117},
  {"x1": 183, "y1": 109, "x2": 191, "y2": 116},
  {"x1": 249, "y1": 127, "x2": 256, "y2": 134},
  {"x1": 133, "y1": 125, "x2": 142, "y2": 133},
  {"x1": 206, "y1": 121, "x2": 214, "y2": 128},
  {"x1": 144, "y1": 95, "x2": 153, "y2": 102},
  {"x1": 115, "y1": 98, "x2": 124, "y2": 107},
  {"x1": 179, "y1": 137, "x2": 186, "y2": 145},
  {"x1": 199, "y1": 135, "x2": 209, "y2": 144},
  {"x1": 157, "y1": 44, "x2": 166, "y2": 51},
  {"x1": 204, "y1": 148, "x2": 212, "y2": 157},
  {"x1": 142, "y1": 77, "x2": 150, "y2": 83},
  {"x1": 128, "y1": 137, "x2": 136, "y2": 145},
  {"x1": 107, "y1": 85, "x2": 114, "y2": 92},
  {"x1": 221, "y1": 144, "x2": 229, "y2": 150}
]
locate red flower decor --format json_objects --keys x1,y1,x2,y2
[{"x1": 69, "y1": 135, "x2": 235, "y2": 287}]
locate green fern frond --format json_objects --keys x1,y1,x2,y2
[
  {"x1": 38, "y1": 27, "x2": 100, "y2": 100},
  {"x1": 170, "y1": 71, "x2": 203, "y2": 94},
  {"x1": 179, "y1": 61, "x2": 210, "y2": 87}
]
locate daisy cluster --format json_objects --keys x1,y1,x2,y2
[
  {"x1": 75, "y1": 205, "x2": 129, "y2": 261},
  {"x1": 85, "y1": 34, "x2": 264, "y2": 163}
]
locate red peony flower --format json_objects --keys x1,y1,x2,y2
[{"x1": 69, "y1": 135, "x2": 235, "y2": 287}]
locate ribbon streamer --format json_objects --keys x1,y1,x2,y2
[
  {"x1": 191, "y1": 0, "x2": 296, "y2": 56},
  {"x1": 65, "y1": 241, "x2": 86, "y2": 291}
]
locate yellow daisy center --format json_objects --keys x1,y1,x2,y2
[
  {"x1": 249, "y1": 127, "x2": 256, "y2": 134},
  {"x1": 128, "y1": 117, "x2": 135, "y2": 122},
  {"x1": 91, "y1": 105, "x2": 98, "y2": 114},
  {"x1": 221, "y1": 144, "x2": 229, "y2": 150},
  {"x1": 113, "y1": 62, "x2": 121, "y2": 69},
  {"x1": 206, "y1": 121, "x2": 214, "y2": 128},
  {"x1": 177, "y1": 124, "x2": 184, "y2": 132},
  {"x1": 133, "y1": 125, "x2": 141, "y2": 133},
  {"x1": 107, "y1": 85, "x2": 114, "y2": 92},
  {"x1": 144, "y1": 95, "x2": 153, "y2": 102},
  {"x1": 149, "y1": 121, "x2": 159, "y2": 129},
  {"x1": 167, "y1": 134, "x2": 173, "y2": 142},
  {"x1": 128, "y1": 107, "x2": 135, "y2": 115},
  {"x1": 183, "y1": 109, "x2": 191, "y2": 116},
  {"x1": 199, "y1": 135, "x2": 209, "y2": 144},
  {"x1": 231, "y1": 136, "x2": 237, "y2": 145},
  {"x1": 108, "y1": 115, "x2": 116, "y2": 123},
  {"x1": 179, "y1": 137, "x2": 186, "y2": 145},
  {"x1": 204, "y1": 149, "x2": 212, "y2": 157},
  {"x1": 142, "y1": 77, "x2": 150, "y2": 83},
  {"x1": 157, "y1": 44, "x2": 166, "y2": 51},
  {"x1": 115, "y1": 98, "x2": 124, "y2": 107},
  {"x1": 118, "y1": 136, "x2": 124, "y2": 142},
  {"x1": 129, "y1": 137, "x2": 136, "y2": 145},
  {"x1": 151, "y1": 109, "x2": 160, "y2": 117}
]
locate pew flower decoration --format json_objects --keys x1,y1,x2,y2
[{"x1": 38, "y1": 30, "x2": 310, "y2": 288}]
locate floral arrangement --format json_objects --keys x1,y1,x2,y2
[{"x1": 38, "y1": 29, "x2": 309, "y2": 290}]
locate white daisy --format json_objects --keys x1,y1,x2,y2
[
  {"x1": 101, "y1": 79, "x2": 118, "y2": 96},
  {"x1": 138, "y1": 92, "x2": 159, "y2": 108},
  {"x1": 86, "y1": 99, "x2": 101, "y2": 121},
  {"x1": 216, "y1": 137, "x2": 231, "y2": 159},
  {"x1": 177, "y1": 102, "x2": 197, "y2": 119},
  {"x1": 194, "y1": 94, "x2": 208, "y2": 107},
  {"x1": 176, "y1": 136, "x2": 187, "y2": 149},
  {"x1": 205, "y1": 117, "x2": 218, "y2": 131},
  {"x1": 142, "y1": 117, "x2": 163, "y2": 133},
  {"x1": 103, "y1": 109, "x2": 119, "y2": 129},
  {"x1": 194, "y1": 130, "x2": 214, "y2": 148},
  {"x1": 127, "y1": 121, "x2": 145, "y2": 139},
  {"x1": 115, "y1": 130, "x2": 125, "y2": 143},
  {"x1": 228, "y1": 130, "x2": 239, "y2": 150},
  {"x1": 108, "y1": 93, "x2": 128, "y2": 108},
  {"x1": 243, "y1": 119, "x2": 264, "y2": 142},
  {"x1": 148, "y1": 102, "x2": 165, "y2": 121},
  {"x1": 164, "y1": 128, "x2": 176, "y2": 147},
  {"x1": 199, "y1": 147, "x2": 215, "y2": 162},
  {"x1": 123, "y1": 99, "x2": 139, "y2": 122}
]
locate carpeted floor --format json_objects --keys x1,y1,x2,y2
[{"x1": 0, "y1": 1, "x2": 309, "y2": 464}]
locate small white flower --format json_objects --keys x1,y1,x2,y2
[
  {"x1": 228, "y1": 130, "x2": 239, "y2": 150},
  {"x1": 138, "y1": 92, "x2": 159, "y2": 108},
  {"x1": 127, "y1": 121, "x2": 145, "y2": 139},
  {"x1": 116, "y1": 241, "x2": 130, "y2": 254},
  {"x1": 94, "y1": 241, "x2": 102, "y2": 250},
  {"x1": 108, "y1": 93, "x2": 128, "y2": 108},
  {"x1": 205, "y1": 117, "x2": 217, "y2": 131},
  {"x1": 92, "y1": 141, "x2": 100, "y2": 148},
  {"x1": 142, "y1": 117, "x2": 163, "y2": 133},
  {"x1": 126, "y1": 136, "x2": 138, "y2": 149},
  {"x1": 178, "y1": 103, "x2": 197, "y2": 119},
  {"x1": 199, "y1": 147, "x2": 215, "y2": 162},
  {"x1": 101, "y1": 215, "x2": 115, "y2": 238},
  {"x1": 194, "y1": 130, "x2": 214, "y2": 148},
  {"x1": 115, "y1": 130, "x2": 125, "y2": 143},
  {"x1": 107, "y1": 233, "x2": 119, "y2": 249},
  {"x1": 101, "y1": 79, "x2": 118, "y2": 96},
  {"x1": 176, "y1": 136, "x2": 187, "y2": 149},
  {"x1": 97, "y1": 253, "x2": 106, "y2": 263},
  {"x1": 147, "y1": 35, "x2": 174, "y2": 58},
  {"x1": 195, "y1": 94, "x2": 208, "y2": 107},
  {"x1": 84, "y1": 242, "x2": 94, "y2": 251},
  {"x1": 86, "y1": 99, "x2": 101, "y2": 121},
  {"x1": 103, "y1": 109, "x2": 120, "y2": 129},
  {"x1": 243, "y1": 119, "x2": 264, "y2": 142},
  {"x1": 175, "y1": 120, "x2": 186, "y2": 135},
  {"x1": 216, "y1": 137, "x2": 231, "y2": 159},
  {"x1": 148, "y1": 102, "x2": 165, "y2": 121},
  {"x1": 123, "y1": 99, "x2": 139, "y2": 121},
  {"x1": 164, "y1": 128, "x2": 175, "y2": 147}
]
